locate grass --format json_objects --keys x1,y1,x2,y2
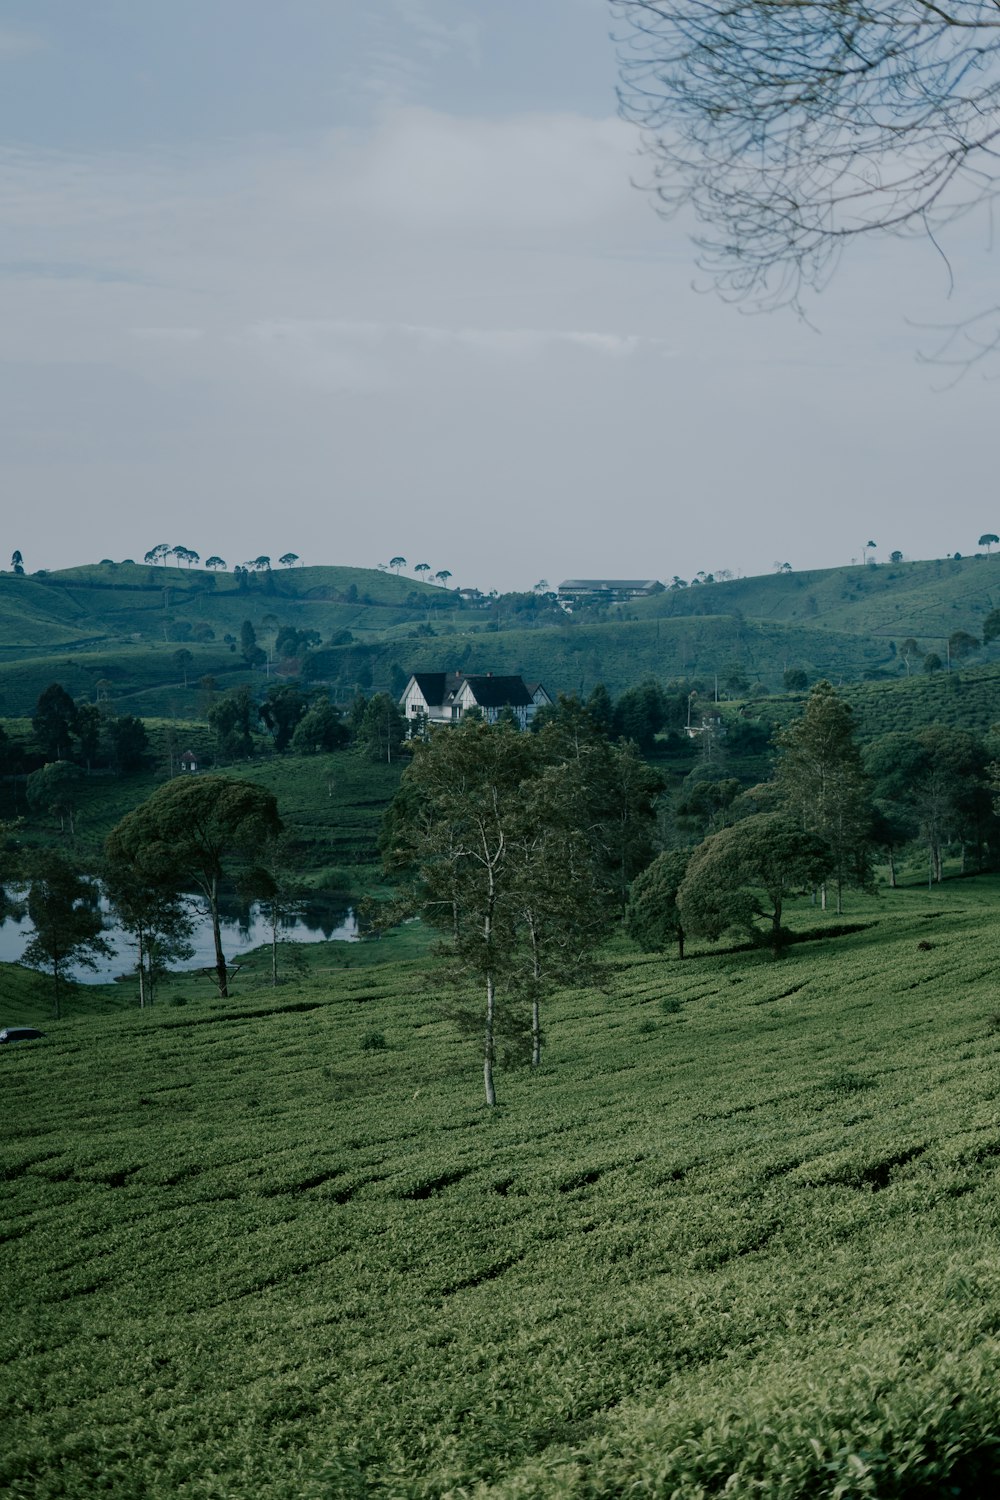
[{"x1": 3, "y1": 877, "x2": 1000, "y2": 1495}]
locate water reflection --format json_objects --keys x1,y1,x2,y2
[{"x1": 0, "y1": 883, "x2": 358, "y2": 984}]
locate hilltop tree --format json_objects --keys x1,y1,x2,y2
[
  {"x1": 21, "y1": 851, "x2": 111, "y2": 1018},
  {"x1": 980, "y1": 534, "x2": 999, "y2": 555},
  {"x1": 414, "y1": 562, "x2": 431, "y2": 578},
  {"x1": 106, "y1": 777, "x2": 281, "y2": 998},
  {"x1": 614, "y1": 0, "x2": 1000, "y2": 343},
  {"x1": 677, "y1": 814, "x2": 833, "y2": 958},
  {"x1": 890, "y1": 551, "x2": 904, "y2": 564},
  {"x1": 205, "y1": 555, "x2": 227, "y2": 571},
  {"x1": 11, "y1": 549, "x2": 24, "y2": 574},
  {"x1": 389, "y1": 556, "x2": 407, "y2": 573},
  {"x1": 144, "y1": 544, "x2": 169, "y2": 566},
  {"x1": 278, "y1": 552, "x2": 300, "y2": 568}
]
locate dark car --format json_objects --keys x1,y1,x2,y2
[{"x1": 0, "y1": 1027, "x2": 45, "y2": 1044}]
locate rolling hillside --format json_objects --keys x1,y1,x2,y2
[{"x1": 0, "y1": 552, "x2": 997, "y2": 714}]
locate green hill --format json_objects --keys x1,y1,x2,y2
[
  {"x1": 4, "y1": 880, "x2": 1000, "y2": 1495},
  {"x1": 2, "y1": 554, "x2": 998, "y2": 713}
]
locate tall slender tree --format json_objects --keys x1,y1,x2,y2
[{"x1": 774, "y1": 681, "x2": 874, "y2": 913}]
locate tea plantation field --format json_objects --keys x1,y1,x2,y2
[{"x1": 4, "y1": 883, "x2": 1000, "y2": 1496}]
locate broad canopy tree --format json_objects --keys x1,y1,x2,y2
[
  {"x1": 677, "y1": 813, "x2": 833, "y2": 957},
  {"x1": 105, "y1": 777, "x2": 282, "y2": 997}
]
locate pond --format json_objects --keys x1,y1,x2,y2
[{"x1": 0, "y1": 885, "x2": 359, "y2": 984}]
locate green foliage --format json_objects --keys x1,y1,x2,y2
[
  {"x1": 20, "y1": 849, "x2": 111, "y2": 1017},
  {"x1": 678, "y1": 812, "x2": 833, "y2": 955},
  {"x1": 106, "y1": 776, "x2": 282, "y2": 997},
  {"x1": 625, "y1": 847, "x2": 692, "y2": 956}
]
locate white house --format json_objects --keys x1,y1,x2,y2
[{"x1": 400, "y1": 671, "x2": 551, "y2": 732}]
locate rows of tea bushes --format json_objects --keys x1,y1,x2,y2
[{"x1": 4, "y1": 881, "x2": 1000, "y2": 1495}]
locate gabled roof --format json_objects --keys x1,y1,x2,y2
[
  {"x1": 407, "y1": 672, "x2": 454, "y2": 705},
  {"x1": 461, "y1": 674, "x2": 533, "y2": 708}
]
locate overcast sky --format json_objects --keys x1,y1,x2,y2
[{"x1": 2, "y1": 1, "x2": 997, "y2": 592}]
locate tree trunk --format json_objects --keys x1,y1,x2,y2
[
  {"x1": 484, "y1": 969, "x2": 497, "y2": 1106},
  {"x1": 888, "y1": 847, "x2": 896, "y2": 888},
  {"x1": 529, "y1": 919, "x2": 542, "y2": 1068},
  {"x1": 677, "y1": 927, "x2": 685, "y2": 961},
  {"x1": 137, "y1": 927, "x2": 147, "y2": 1009},
  {"x1": 820, "y1": 881, "x2": 827, "y2": 911},
  {"x1": 209, "y1": 876, "x2": 229, "y2": 997}
]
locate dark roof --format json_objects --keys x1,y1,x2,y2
[
  {"x1": 462, "y1": 675, "x2": 533, "y2": 708},
  {"x1": 558, "y1": 579, "x2": 662, "y2": 592},
  {"x1": 408, "y1": 672, "x2": 453, "y2": 705}
]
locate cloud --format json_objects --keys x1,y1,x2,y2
[{"x1": 0, "y1": 28, "x2": 44, "y2": 61}]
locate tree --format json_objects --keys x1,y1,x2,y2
[
  {"x1": 890, "y1": 551, "x2": 904, "y2": 564},
  {"x1": 105, "y1": 777, "x2": 282, "y2": 998},
  {"x1": 677, "y1": 814, "x2": 833, "y2": 957},
  {"x1": 389, "y1": 556, "x2": 407, "y2": 573},
  {"x1": 172, "y1": 648, "x2": 194, "y2": 688},
  {"x1": 356, "y1": 693, "x2": 406, "y2": 764},
  {"x1": 782, "y1": 668, "x2": 808, "y2": 693},
  {"x1": 205, "y1": 555, "x2": 227, "y2": 571},
  {"x1": 414, "y1": 562, "x2": 431, "y2": 578},
  {"x1": 260, "y1": 683, "x2": 308, "y2": 752},
  {"x1": 26, "y1": 761, "x2": 83, "y2": 836},
  {"x1": 107, "y1": 715, "x2": 149, "y2": 775},
  {"x1": 208, "y1": 687, "x2": 259, "y2": 761},
  {"x1": 32, "y1": 683, "x2": 78, "y2": 760},
  {"x1": 240, "y1": 619, "x2": 265, "y2": 668},
  {"x1": 278, "y1": 552, "x2": 300, "y2": 568},
  {"x1": 614, "y1": 1, "x2": 1000, "y2": 330},
  {"x1": 626, "y1": 848, "x2": 692, "y2": 958},
  {"x1": 290, "y1": 700, "x2": 349, "y2": 754},
  {"x1": 385, "y1": 722, "x2": 615, "y2": 1101},
  {"x1": 144, "y1": 543, "x2": 169, "y2": 566},
  {"x1": 774, "y1": 681, "x2": 874, "y2": 913},
  {"x1": 11, "y1": 549, "x2": 24, "y2": 574},
  {"x1": 898, "y1": 639, "x2": 921, "y2": 677},
  {"x1": 948, "y1": 630, "x2": 980, "y2": 663},
  {"x1": 103, "y1": 848, "x2": 194, "y2": 1008},
  {"x1": 20, "y1": 851, "x2": 111, "y2": 1018},
  {"x1": 612, "y1": 680, "x2": 669, "y2": 753},
  {"x1": 74, "y1": 704, "x2": 103, "y2": 771},
  {"x1": 435, "y1": 569, "x2": 452, "y2": 586},
  {"x1": 984, "y1": 610, "x2": 1000, "y2": 647},
  {"x1": 924, "y1": 653, "x2": 943, "y2": 674},
  {"x1": 980, "y1": 535, "x2": 999, "y2": 555}
]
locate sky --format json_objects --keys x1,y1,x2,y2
[{"x1": 2, "y1": 0, "x2": 998, "y2": 594}]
